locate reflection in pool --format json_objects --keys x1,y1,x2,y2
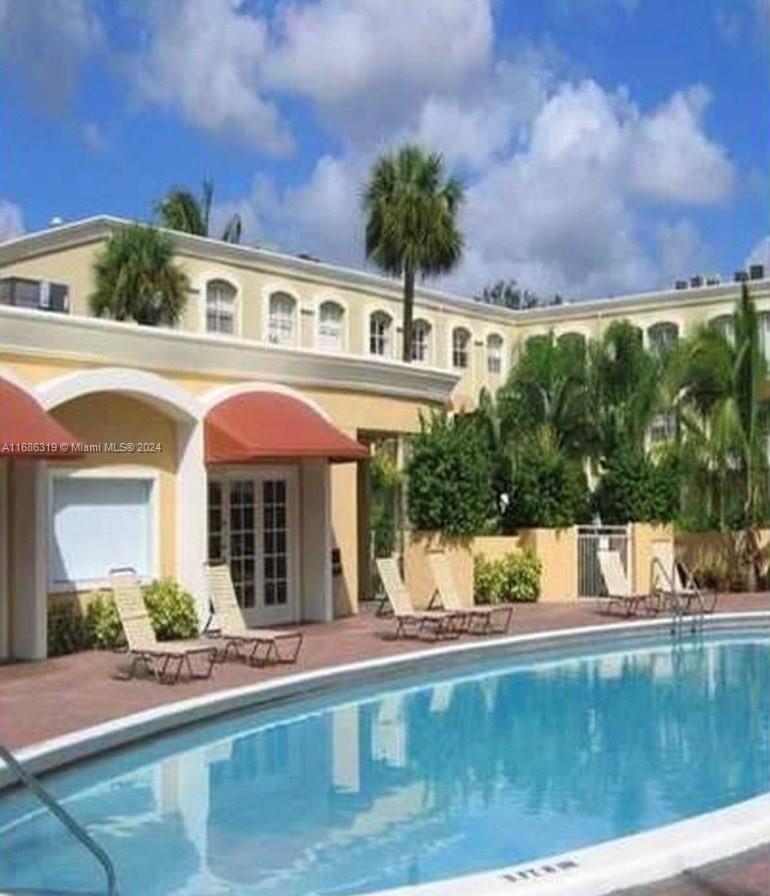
[{"x1": 1, "y1": 634, "x2": 768, "y2": 895}]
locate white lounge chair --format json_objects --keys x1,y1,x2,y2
[
  {"x1": 428, "y1": 551, "x2": 513, "y2": 635},
  {"x1": 111, "y1": 569, "x2": 218, "y2": 684},
  {"x1": 652, "y1": 541, "x2": 716, "y2": 614},
  {"x1": 204, "y1": 563, "x2": 304, "y2": 665},
  {"x1": 597, "y1": 550, "x2": 649, "y2": 616},
  {"x1": 375, "y1": 557, "x2": 461, "y2": 640}
]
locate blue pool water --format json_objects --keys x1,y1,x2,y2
[{"x1": 1, "y1": 632, "x2": 769, "y2": 896}]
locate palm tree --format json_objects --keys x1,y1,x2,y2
[
  {"x1": 363, "y1": 144, "x2": 464, "y2": 362},
  {"x1": 90, "y1": 224, "x2": 189, "y2": 326},
  {"x1": 672, "y1": 284, "x2": 770, "y2": 585},
  {"x1": 155, "y1": 179, "x2": 242, "y2": 243}
]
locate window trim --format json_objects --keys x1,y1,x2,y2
[
  {"x1": 198, "y1": 273, "x2": 241, "y2": 337},
  {"x1": 47, "y1": 466, "x2": 160, "y2": 592},
  {"x1": 261, "y1": 283, "x2": 301, "y2": 347},
  {"x1": 314, "y1": 295, "x2": 349, "y2": 353},
  {"x1": 410, "y1": 317, "x2": 433, "y2": 364},
  {"x1": 367, "y1": 308, "x2": 395, "y2": 358},
  {"x1": 485, "y1": 330, "x2": 505, "y2": 375},
  {"x1": 450, "y1": 325, "x2": 472, "y2": 370}
]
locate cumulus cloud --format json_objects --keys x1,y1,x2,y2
[
  {"x1": 129, "y1": 0, "x2": 292, "y2": 154},
  {"x1": 0, "y1": 200, "x2": 24, "y2": 242},
  {"x1": 0, "y1": 0, "x2": 102, "y2": 111},
  {"x1": 222, "y1": 74, "x2": 735, "y2": 298}
]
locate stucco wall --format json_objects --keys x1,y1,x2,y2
[{"x1": 403, "y1": 532, "x2": 474, "y2": 610}]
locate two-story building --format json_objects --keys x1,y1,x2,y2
[{"x1": 1, "y1": 215, "x2": 767, "y2": 659}]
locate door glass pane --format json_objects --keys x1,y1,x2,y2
[
  {"x1": 263, "y1": 478, "x2": 289, "y2": 606},
  {"x1": 208, "y1": 480, "x2": 223, "y2": 562},
  {"x1": 229, "y1": 480, "x2": 256, "y2": 608}
]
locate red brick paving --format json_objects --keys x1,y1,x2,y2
[{"x1": 1, "y1": 594, "x2": 768, "y2": 896}]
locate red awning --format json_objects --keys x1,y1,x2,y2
[
  {"x1": 0, "y1": 377, "x2": 83, "y2": 460},
  {"x1": 205, "y1": 392, "x2": 368, "y2": 464}
]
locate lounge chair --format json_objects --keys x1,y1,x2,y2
[
  {"x1": 111, "y1": 569, "x2": 218, "y2": 684},
  {"x1": 652, "y1": 541, "x2": 717, "y2": 614},
  {"x1": 204, "y1": 563, "x2": 303, "y2": 665},
  {"x1": 428, "y1": 551, "x2": 513, "y2": 635},
  {"x1": 596, "y1": 550, "x2": 649, "y2": 616},
  {"x1": 375, "y1": 557, "x2": 462, "y2": 640}
]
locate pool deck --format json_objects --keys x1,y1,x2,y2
[{"x1": 1, "y1": 593, "x2": 769, "y2": 896}]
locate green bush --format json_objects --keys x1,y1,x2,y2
[
  {"x1": 142, "y1": 578, "x2": 199, "y2": 640},
  {"x1": 505, "y1": 446, "x2": 591, "y2": 529},
  {"x1": 474, "y1": 551, "x2": 541, "y2": 603},
  {"x1": 407, "y1": 413, "x2": 494, "y2": 536},
  {"x1": 594, "y1": 447, "x2": 679, "y2": 524},
  {"x1": 85, "y1": 593, "x2": 124, "y2": 649},
  {"x1": 47, "y1": 602, "x2": 91, "y2": 657}
]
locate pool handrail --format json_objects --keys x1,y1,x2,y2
[{"x1": 0, "y1": 738, "x2": 118, "y2": 895}]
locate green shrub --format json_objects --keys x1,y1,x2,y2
[
  {"x1": 407, "y1": 412, "x2": 494, "y2": 536},
  {"x1": 594, "y1": 447, "x2": 679, "y2": 524},
  {"x1": 474, "y1": 550, "x2": 541, "y2": 603},
  {"x1": 505, "y1": 446, "x2": 591, "y2": 530},
  {"x1": 48, "y1": 602, "x2": 91, "y2": 657},
  {"x1": 142, "y1": 578, "x2": 199, "y2": 640},
  {"x1": 85, "y1": 593, "x2": 124, "y2": 649}
]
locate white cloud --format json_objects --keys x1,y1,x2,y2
[
  {"x1": 265, "y1": 0, "x2": 493, "y2": 138},
  {"x1": 0, "y1": 0, "x2": 102, "y2": 111},
  {"x1": 82, "y1": 122, "x2": 107, "y2": 152},
  {"x1": 0, "y1": 200, "x2": 24, "y2": 242},
  {"x1": 130, "y1": 0, "x2": 292, "y2": 154},
  {"x1": 628, "y1": 86, "x2": 734, "y2": 204},
  {"x1": 656, "y1": 219, "x2": 712, "y2": 282}
]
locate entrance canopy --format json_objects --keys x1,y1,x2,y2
[
  {"x1": 0, "y1": 376, "x2": 83, "y2": 459},
  {"x1": 205, "y1": 391, "x2": 368, "y2": 464}
]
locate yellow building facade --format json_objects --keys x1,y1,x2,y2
[{"x1": 0, "y1": 216, "x2": 768, "y2": 659}]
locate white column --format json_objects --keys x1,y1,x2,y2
[
  {"x1": 11, "y1": 460, "x2": 48, "y2": 660},
  {"x1": 176, "y1": 421, "x2": 208, "y2": 623},
  {"x1": 300, "y1": 460, "x2": 332, "y2": 622}
]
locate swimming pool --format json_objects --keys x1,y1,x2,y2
[{"x1": 1, "y1": 624, "x2": 769, "y2": 896}]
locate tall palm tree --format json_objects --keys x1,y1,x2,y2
[
  {"x1": 90, "y1": 224, "x2": 189, "y2": 326},
  {"x1": 672, "y1": 285, "x2": 770, "y2": 583},
  {"x1": 155, "y1": 179, "x2": 242, "y2": 243},
  {"x1": 363, "y1": 144, "x2": 464, "y2": 362}
]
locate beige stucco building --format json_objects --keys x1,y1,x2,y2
[{"x1": 1, "y1": 216, "x2": 768, "y2": 660}]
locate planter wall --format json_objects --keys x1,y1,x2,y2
[{"x1": 403, "y1": 531, "x2": 474, "y2": 609}]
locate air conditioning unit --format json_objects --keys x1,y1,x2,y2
[
  {"x1": 690, "y1": 275, "x2": 703, "y2": 288},
  {"x1": 674, "y1": 279, "x2": 688, "y2": 290},
  {"x1": 706, "y1": 275, "x2": 721, "y2": 286},
  {"x1": 735, "y1": 270, "x2": 749, "y2": 282},
  {"x1": 749, "y1": 263, "x2": 765, "y2": 281}
]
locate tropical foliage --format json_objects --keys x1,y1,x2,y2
[
  {"x1": 407, "y1": 412, "x2": 494, "y2": 536},
  {"x1": 363, "y1": 144, "x2": 464, "y2": 361},
  {"x1": 474, "y1": 551, "x2": 541, "y2": 604},
  {"x1": 155, "y1": 179, "x2": 242, "y2": 243},
  {"x1": 475, "y1": 279, "x2": 563, "y2": 310},
  {"x1": 90, "y1": 224, "x2": 189, "y2": 325}
]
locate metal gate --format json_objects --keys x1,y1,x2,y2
[{"x1": 577, "y1": 525, "x2": 631, "y2": 597}]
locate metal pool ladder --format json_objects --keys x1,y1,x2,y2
[
  {"x1": 650, "y1": 556, "x2": 704, "y2": 636},
  {"x1": 0, "y1": 740, "x2": 118, "y2": 895}
]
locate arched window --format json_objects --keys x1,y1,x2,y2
[
  {"x1": 452, "y1": 327, "x2": 471, "y2": 369},
  {"x1": 486, "y1": 333, "x2": 504, "y2": 374},
  {"x1": 369, "y1": 311, "x2": 392, "y2": 356},
  {"x1": 318, "y1": 300, "x2": 345, "y2": 351},
  {"x1": 647, "y1": 322, "x2": 678, "y2": 358},
  {"x1": 411, "y1": 319, "x2": 431, "y2": 363},
  {"x1": 760, "y1": 312, "x2": 770, "y2": 361},
  {"x1": 205, "y1": 279, "x2": 236, "y2": 334},
  {"x1": 268, "y1": 292, "x2": 297, "y2": 345},
  {"x1": 557, "y1": 332, "x2": 586, "y2": 355},
  {"x1": 710, "y1": 314, "x2": 734, "y2": 345}
]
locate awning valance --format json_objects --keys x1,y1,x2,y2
[
  {"x1": 205, "y1": 392, "x2": 368, "y2": 464},
  {"x1": 0, "y1": 377, "x2": 83, "y2": 459}
]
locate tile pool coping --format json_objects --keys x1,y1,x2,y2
[{"x1": 2, "y1": 610, "x2": 769, "y2": 896}]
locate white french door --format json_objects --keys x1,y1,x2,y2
[{"x1": 208, "y1": 468, "x2": 299, "y2": 625}]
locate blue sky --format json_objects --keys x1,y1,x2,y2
[{"x1": 0, "y1": 0, "x2": 767, "y2": 300}]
